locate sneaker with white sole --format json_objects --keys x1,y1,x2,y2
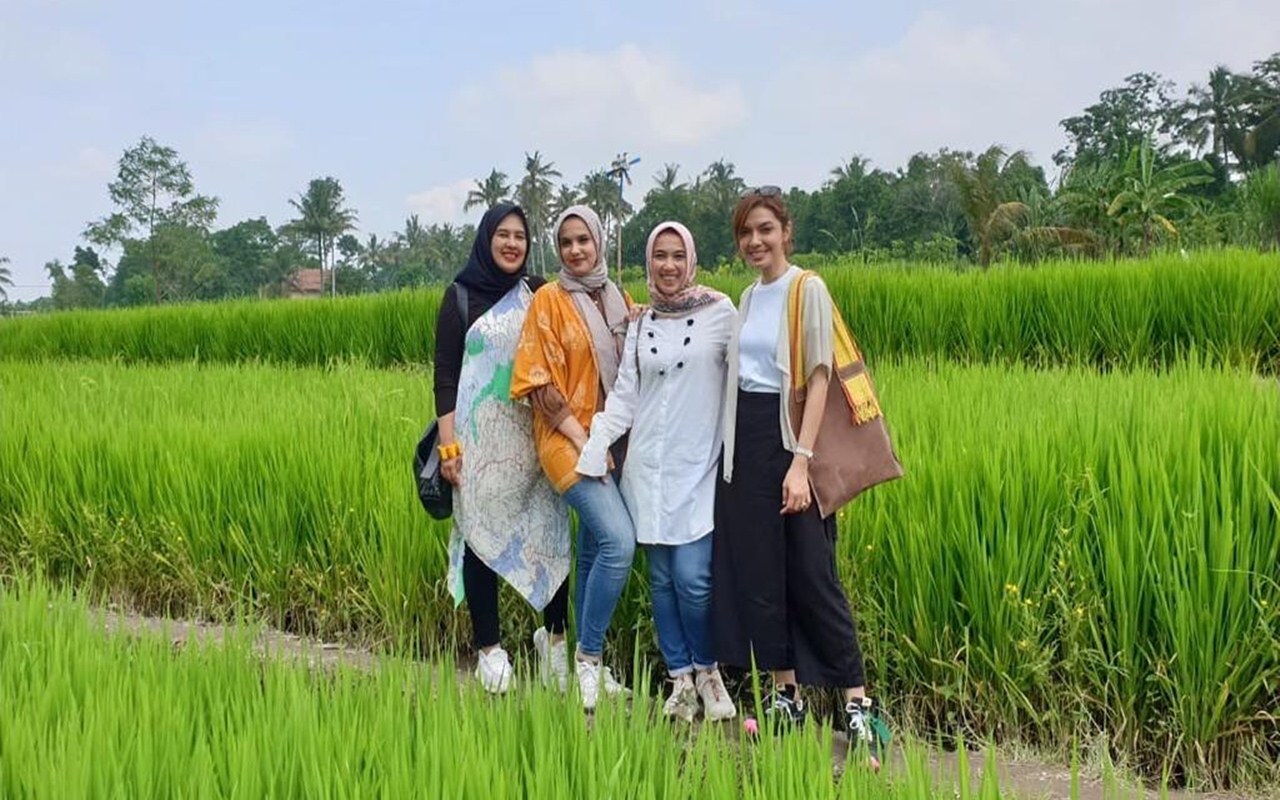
[
  {"x1": 661, "y1": 674, "x2": 699, "y2": 722},
  {"x1": 475, "y1": 646, "x2": 512, "y2": 694},
  {"x1": 762, "y1": 684, "x2": 806, "y2": 730},
  {"x1": 532, "y1": 628, "x2": 569, "y2": 693},
  {"x1": 575, "y1": 657, "x2": 630, "y2": 711},
  {"x1": 845, "y1": 696, "x2": 890, "y2": 770},
  {"x1": 695, "y1": 668, "x2": 737, "y2": 721}
]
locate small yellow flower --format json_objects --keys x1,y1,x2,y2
[
  {"x1": 1074, "y1": 606, "x2": 1085, "y2": 618},
  {"x1": 1004, "y1": 583, "x2": 1019, "y2": 595}
]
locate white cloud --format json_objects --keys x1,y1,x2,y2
[
  {"x1": 406, "y1": 179, "x2": 476, "y2": 225},
  {"x1": 452, "y1": 45, "x2": 747, "y2": 150},
  {"x1": 769, "y1": 2, "x2": 1280, "y2": 178}
]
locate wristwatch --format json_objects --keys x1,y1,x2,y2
[{"x1": 794, "y1": 445, "x2": 815, "y2": 460}]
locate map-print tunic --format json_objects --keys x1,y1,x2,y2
[{"x1": 447, "y1": 281, "x2": 570, "y2": 610}]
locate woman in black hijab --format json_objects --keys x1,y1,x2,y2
[{"x1": 433, "y1": 203, "x2": 571, "y2": 694}]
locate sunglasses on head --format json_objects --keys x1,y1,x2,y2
[{"x1": 740, "y1": 185, "x2": 783, "y2": 198}]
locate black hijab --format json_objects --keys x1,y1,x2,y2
[{"x1": 454, "y1": 203, "x2": 529, "y2": 306}]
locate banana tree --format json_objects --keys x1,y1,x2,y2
[{"x1": 1106, "y1": 140, "x2": 1212, "y2": 252}]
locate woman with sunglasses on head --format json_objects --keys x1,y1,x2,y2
[
  {"x1": 435, "y1": 203, "x2": 571, "y2": 695},
  {"x1": 575, "y1": 222, "x2": 738, "y2": 723},
  {"x1": 511, "y1": 205, "x2": 636, "y2": 711},
  {"x1": 712, "y1": 187, "x2": 888, "y2": 767}
]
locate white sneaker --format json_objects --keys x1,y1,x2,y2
[
  {"x1": 661, "y1": 674, "x2": 699, "y2": 722},
  {"x1": 475, "y1": 646, "x2": 512, "y2": 694},
  {"x1": 575, "y1": 657, "x2": 630, "y2": 710},
  {"x1": 696, "y1": 668, "x2": 737, "y2": 721},
  {"x1": 532, "y1": 628, "x2": 569, "y2": 693}
]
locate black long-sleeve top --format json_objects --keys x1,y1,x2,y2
[{"x1": 433, "y1": 277, "x2": 547, "y2": 415}]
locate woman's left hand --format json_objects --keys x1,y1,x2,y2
[{"x1": 780, "y1": 459, "x2": 812, "y2": 515}]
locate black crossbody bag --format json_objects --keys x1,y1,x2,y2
[{"x1": 414, "y1": 283, "x2": 469, "y2": 520}]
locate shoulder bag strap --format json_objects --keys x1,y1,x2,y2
[
  {"x1": 455, "y1": 282, "x2": 469, "y2": 331},
  {"x1": 787, "y1": 270, "x2": 816, "y2": 394}
]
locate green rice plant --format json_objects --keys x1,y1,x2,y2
[
  {"x1": 0, "y1": 360, "x2": 447, "y2": 651},
  {"x1": 1, "y1": 250, "x2": 1277, "y2": 372},
  {"x1": 0, "y1": 577, "x2": 992, "y2": 798},
  {"x1": 1, "y1": 359, "x2": 1277, "y2": 787},
  {"x1": 846, "y1": 360, "x2": 1280, "y2": 789}
]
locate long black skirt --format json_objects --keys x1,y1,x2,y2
[{"x1": 711, "y1": 389, "x2": 866, "y2": 688}]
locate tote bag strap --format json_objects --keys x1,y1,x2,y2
[{"x1": 786, "y1": 270, "x2": 815, "y2": 395}]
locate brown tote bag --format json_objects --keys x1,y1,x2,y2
[{"x1": 786, "y1": 272, "x2": 904, "y2": 518}]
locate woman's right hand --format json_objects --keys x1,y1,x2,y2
[{"x1": 441, "y1": 454, "x2": 462, "y2": 487}]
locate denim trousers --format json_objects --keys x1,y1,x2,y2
[
  {"x1": 646, "y1": 533, "x2": 715, "y2": 675},
  {"x1": 563, "y1": 475, "x2": 636, "y2": 658}
]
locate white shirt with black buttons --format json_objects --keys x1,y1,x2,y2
[{"x1": 577, "y1": 297, "x2": 736, "y2": 546}]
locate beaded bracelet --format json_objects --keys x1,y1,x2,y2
[{"x1": 437, "y1": 441, "x2": 462, "y2": 461}]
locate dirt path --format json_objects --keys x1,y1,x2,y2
[
  {"x1": 99, "y1": 607, "x2": 383, "y2": 672},
  {"x1": 97, "y1": 607, "x2": 1261, "y2": 800},
  {"x1": 850, "y1": 746, "x2": 1253, "y2": 800}
]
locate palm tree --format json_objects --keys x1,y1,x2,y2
[
  {"x1": 549, "y1": 184, "x2": 580, "y2": 220},
  {"x1": 949, "y1": 146, "x2": 1038, "y2": 266},
  {"x1": 359, "y1": 234, "x2": 385, "y2": 277},
  {"x1": 952, "y1": 147, "x2": 1098, "y2": 264},
  {"x1": 400, "y1": 214, "x2": 427, "y2": 251},
  {"x1": 464, "y1": 169, "x2": 511, "y2": 212},
  {"x1": 516, "y1": 152, "x2": 562, "y2": 276},
  {"x1": 425, "y1": 223, "x2": 469, "y2": 282},
  {"x1": 1217, "y1": 57, "x2": 1280, "y2": 171},
  {"x1": 287, "y1": 177, "x2": 358, "y2": 296},
  {"x1": 1107, "y1": 139, "x2": 1213, "y2": 252},
  {"x1": 1178, "y1": 66, "x2": 1263, "y2": 174},
  {"x1": 829, "y1": 156, "x2": 872, "y2": 184},
  {"x1": 578, "y1": 170, "x2": 632, "y2": 268},
  {"x1": 0, "y1": 256, "x2": 13, "y2": 305},
  {"x1": 695, "y1": 159, "x2": 746, "y2": 210},
  {"x1": 1006, "y1": 187, "x2": 1100, "y2": 262},
  {"x1": 653, "y1": 163, "x2": 686, "y2": 194}
]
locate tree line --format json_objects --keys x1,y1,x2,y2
[{"x1": 4, "y1": 52, "x2": 1278, "y2": 313}]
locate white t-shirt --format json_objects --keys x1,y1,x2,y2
[{"x1": 737, "y1": 266, "x2": 799, "y2": 392}]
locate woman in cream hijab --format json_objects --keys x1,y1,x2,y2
[{"x1": 511, "y1": 206, "x2": 636, "y2": 711}]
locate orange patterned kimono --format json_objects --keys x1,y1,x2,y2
[{"x1": 511, "y1": 283, "x2": 619, "y2": 493}]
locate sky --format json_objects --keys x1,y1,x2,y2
[{"x1": 1, "y1": 0, "x2": 1276, "y2": 301}]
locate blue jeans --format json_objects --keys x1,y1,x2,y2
[
  {"x1": 646, "y1": 533, "x2": 715, "y2": 675},
  {"x1": 564, "y1": 476, "x2": 636, "y2": 658}
]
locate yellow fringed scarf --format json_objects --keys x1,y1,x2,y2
[{"x1": 788, "y1": 270, "x2": 883, "y2": 425}]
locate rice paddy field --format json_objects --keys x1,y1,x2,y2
[
  {"x1": 2, "y1": 250, "x2": 1278, "y2": 795},
  {"x1": 0, "y1": 579, "x2": 1008, "y2": 799},
  {"x1": 1, "y1": 250, "x2": 1276, "y2": 372}
]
